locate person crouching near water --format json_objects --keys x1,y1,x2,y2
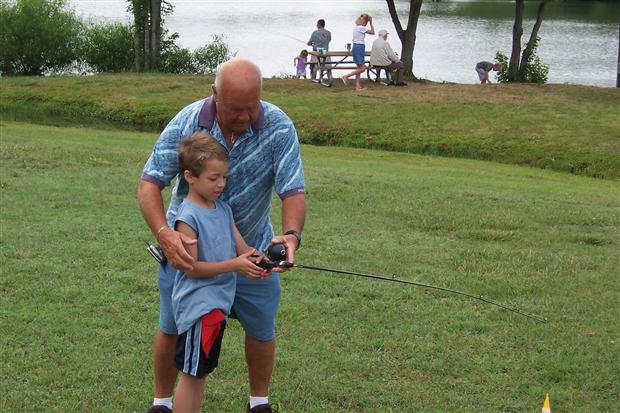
[
  {"x1": 341, "y1": 13, "x2": 375, "y2": 91},
  {"x1": 475, "y1": 61, "x2": 502, "y2": 84}
]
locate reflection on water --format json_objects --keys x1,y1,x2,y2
[{"x1": 69, "y1": 0, "x2": 619, "y2": 87}]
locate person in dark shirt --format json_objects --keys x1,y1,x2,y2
[
  {"x1": 307, "y1": 19, "x2": 332, "y2": 81},
  {"x1": 475, "y1": 61, "x2": 501, "y2": 84}
]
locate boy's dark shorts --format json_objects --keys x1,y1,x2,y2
[{"x1": 175, "y1": 309, "x2": 226, "y2": 378}]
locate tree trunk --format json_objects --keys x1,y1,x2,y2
[
  {"x1": 134, "y1": 32, "x2": 143, "y2": 71},
  {"x1": 617, "y1": 24, "x2": 619, "y2": 88},
  {"x1": 131, "y1": 0, "x2": 146, "y2": 71},
  {"x1": 518, "y1": 0, "x2": 546, "y2": 80},
  {"x1": 509, "y1": 0, "x2": 524, "y2": 81},
  {"x1": 149, "y1": 0, "x2": 161, "y2": 70},
  {"x1": 386, "y1": 0, "x2": 423, "y2": 78},
  {"x1": 143, "y1": 15, "x2": 151, "y2": 70}
]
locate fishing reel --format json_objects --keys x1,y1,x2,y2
[{"x1": 255, "y1": 243, "x2": 293, "y2": 270}]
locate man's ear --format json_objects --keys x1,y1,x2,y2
[{"x1": 211, "y1": 84, "x2": 217, "y2": 100}]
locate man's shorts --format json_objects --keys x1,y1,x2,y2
[
  {"x1": 175, "y1": 310, "x2": 226, "y2": 378},
  {"x1": 309, "y1": 53, "x2": 332, "y2": 69},
  {"x1": 158, "y1": 263, "x2": 281, "y2": 341},
  {"x1": 476, "y1": 67, "x2": 487, "y2": 81}
]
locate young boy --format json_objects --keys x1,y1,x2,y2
[{"x1": 172, "y1": 132, "x2": 269, "y2": 413}]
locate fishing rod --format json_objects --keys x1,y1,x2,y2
[
  {"x1": 259, "y1": 244, "x2": 548, "y2": 324},
  {"x1": 280, "y1": 33, "x2": 308, "y2": 45}
]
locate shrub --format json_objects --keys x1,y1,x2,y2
[
  {"x1": 0, "y1": 0, "x2": 82, "y2": 75},
  {"x1": 158, "y1": 32, "x2": 195, "y2": 74},
  {"x1": 79, "y1": 21, "x2": 134, "y2": 73},
  {"x1": 495, "y1": 37, "x2": 549, "y2": 84},
  {"x1": 159, "y1": 33, "x2": 236, "y2": 74},
  {"x1": 192, "y1": 35, "x2": 237, "y2": 75}
]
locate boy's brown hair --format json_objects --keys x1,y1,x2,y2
[{"x1": 178, "y1": 132, "x2": 228, "y2": 177}]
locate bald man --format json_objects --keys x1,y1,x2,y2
[{"x1": 139, "y1": 58, "x2": 306, "y2": 413}]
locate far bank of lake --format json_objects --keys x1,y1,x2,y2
[{"x1": 70, "y1": 0, "x2": 620, "y2": 87}]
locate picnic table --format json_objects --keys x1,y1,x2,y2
[{"x1": 308, "y1": 50, "x2": 373, "y2": 87}]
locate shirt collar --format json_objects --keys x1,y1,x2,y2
[{"x1": 198, "y1": 96, "x2": 266, "y2": 130}]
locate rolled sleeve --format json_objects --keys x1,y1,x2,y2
[
  {"x1": 141, "y1": 100, "x2": 204, "y2": 187},
  {"x1": 141, "y1": 125, "x2": 184, "y2": 188},
  {"x1": 272, "y1": 124, "x2": 305, "y2": 198}
]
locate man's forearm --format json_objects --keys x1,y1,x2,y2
[
  {"x1": 281, "y1": 193, "x2": 306, "y2": 233},
  {"x1": 138, "y1": 180, "x2": 168, "y2": 237}
]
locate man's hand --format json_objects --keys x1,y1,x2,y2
[
  {"x1": 158, "y1": 227, "x2": 197, "y2": 271},
  {"x1": 269, "y1": 234, "x2": 298, "y2": 272}
]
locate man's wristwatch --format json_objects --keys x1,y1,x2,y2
[{"x1": 284, "y1": 230, "x2": 302, "y2": 250}]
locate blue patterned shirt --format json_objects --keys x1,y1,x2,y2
[{"x1": 142, "y1": 97, "x2": 305, "y2": 250}]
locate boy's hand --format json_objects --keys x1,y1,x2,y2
[
  {"x1": 159, "y1": 227, "x2": 197, "y2": 271},
  {"x1": 234, "y1": 250, "x2": 270, "y2": 280}
]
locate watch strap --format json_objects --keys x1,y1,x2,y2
[{"x1": 284, "y1": 230, "x2": 302, "y2": 250}]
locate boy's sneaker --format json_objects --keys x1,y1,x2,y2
[
  {"x1": 147, "y1": 405, "x2": 172, "y2": 413},
  {"x1": 247, "y1": 403, "x2": 279, "y2": 413}
]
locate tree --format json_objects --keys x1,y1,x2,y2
[
  {"x1": 127, "y1": 0, "x2": 172, "y2": 71},
  {"x1": 616, "y1": 23, "x2": 620, "y2": 87},
  {"x1": 79, "y1": 22, "x2": 135, "y2": 73},
  {"x1": 0, "y1": 0, "x2": 82, "y2": 75},
  {"x1": 385, "y1": 0, "x2": 423, "y2": 78},
  {"x1": 508, "y1": 0, "x2": 546, "y2": 82}
]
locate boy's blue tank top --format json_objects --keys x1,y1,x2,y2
[{"x1": 171, "y1": 198, "x2": 237, "y2": 334}]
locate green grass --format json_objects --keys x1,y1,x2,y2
[
  {"x1": 1, "y1": 74, "x2": 619, "y2": 179},
  {"x1": 1, "y1": 121, "x2": 618, "y2": 412}
]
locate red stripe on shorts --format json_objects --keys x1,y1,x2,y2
[{"x1": 201, "y1": 309, "x2": 225, "y2": 356}]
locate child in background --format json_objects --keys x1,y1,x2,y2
[
  {"x1": 172, "y1": 132, "x2": 269, "y2": 413},
  {"x1": 294, "y1": 49, "x2": 309, "y2": 79}
]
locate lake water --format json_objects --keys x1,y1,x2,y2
[{"x1": 69, "y1": 0, "x2": 620, "y2": 87}]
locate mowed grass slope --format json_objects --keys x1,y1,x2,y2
[
  {"x1": 1, "y1": 74, "x2": 619, "y2": 179},
  {"x1": 1, "y1": 121, "x2": 618, "y2": 412}
]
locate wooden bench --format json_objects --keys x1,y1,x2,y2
[
  {"x1": 308, "y1": 50, "x2": 374, "y2": 87},
  {"x1": 366, "y1": 66, "x2": 393, "y2": 85}
]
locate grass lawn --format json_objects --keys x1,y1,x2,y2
[
  {"x1": 1, "y1": 121, "x2": 618, "y2": 412},
  {"x1": 1, "y1": 74, "x2": 619, "y2": 180}
]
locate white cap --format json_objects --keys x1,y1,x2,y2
[{"x1": 378, "y1": 29, "x2": 389, "y2": 37}]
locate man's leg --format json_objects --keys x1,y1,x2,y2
[
  {"x1": 387, "y1": 62, "x2": 401, "y2": 84},
  {"x1": 149, "y1": 263, "x2": 179, "y2": 412},
  {"x1": 153, "y1": 330, "x2": 178, "y2": 397},
  {"x1": 325, "y1": 57, "x2": 333, "y2": 81},
  {"x1": 245, "y1": 336, "x2": 275, "y2": 396},
  {"x1": 232, "y1": 274, "x2": 280, "y2": 411}
]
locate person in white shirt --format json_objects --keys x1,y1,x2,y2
[
  {"x1": 370, "y1": 29, "x2": 406, "y2": 86},
  {"x1": 341, "y1": 13, "x2": 375, "y2": 91}
]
